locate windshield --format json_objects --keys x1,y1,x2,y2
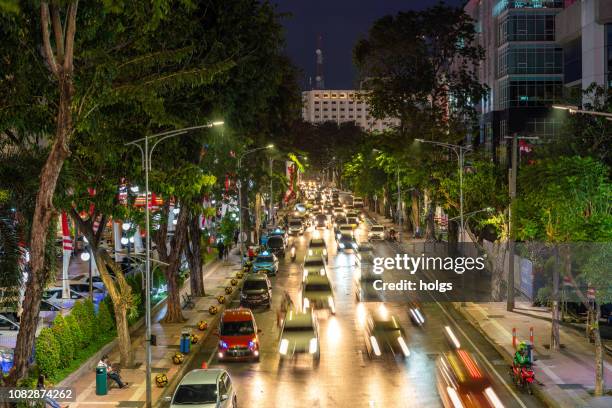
[
  {"x1": 172, "y1": 384, "x2": 217, "y2": 404},
  {"x1": 374, "y1": 321, "x2": 401, "y2": 332},
  {"x1": 310, "y1": 241, "x2": 325, "y2": 248},
  {"x1": 289, "y1": 220, "x2": 302, "y2": 226},
  {"x1": 284, "y1": 325, "x2": 314, "y2": 332},
  {"x1": 348, "y1": 217, "x2": 358, "y2": 223},
  {"x1": 220, "y1": 320, "x2": 255, "y2": 336},
  {"x1": 267, "y1": 237, "x2": 283, "y2": 248},
  {"x1": 371, "y1": 226, "x2": 384, "y2": 231},
  {"x1": 243, "y1": 280, "x2": 269, "y2": 290},
  {"x1": 305, "y1": 283, "x2": 331, "y2": 292},
  {"x1": 316, "y1": 215, "x2": 326, "y2": 221},
  {"x1": 256, "y1": 255, "x2": 273, "y2": 263},
  {"x1": 304, "y1": 259, "x2": 324, "y2": 267}
]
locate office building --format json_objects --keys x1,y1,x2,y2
[{"x1": 301, "y1": 90, "x2": 400, "y2": 132}]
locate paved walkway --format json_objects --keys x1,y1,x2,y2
[
  {"x1": 370, "y1": 211, "x2": 612, "y2": 407},
  {"x1": 62, "y1": 251, "x2": 243, "y2": 408}
]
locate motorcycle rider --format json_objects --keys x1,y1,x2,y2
[{"x1": 513, "y1": 341, "x2": 530, "y2": 370}]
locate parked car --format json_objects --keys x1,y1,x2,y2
[
  {"x1": 240, "y1": 274, "x2": 272, "y2": 308},
  {"x1": 167, "y1": 369, "x2": 237, "y2": 408}
]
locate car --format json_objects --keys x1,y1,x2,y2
[
  {"x1": 240, "y1": 274, "x2": 272, "y2": 308},
  {"x1": 302, "y1": 254, "x2": 327, "y2": 279},
  {"x1": 168, "y1": 369, "x2": 237, "y2": 408},
  {"x1": 287, "y1": 218, "x2": 304, "y2": 235},
  {"x1": 363, "y1": 306, "x2": 410, "y2": 359},
  {"x1": 353, "y1": 197, "x2": 364, "y2": 208},
  {"x1": 355, "y1": 243, "x2": 374, "y2": 266},
  {"x1": 301, "y1": 274, "x2": 335, "y2": 315},
  {"x1": 354, "y1": 264, "x2": 384, "y2": 302},
  {"x1": 217, "y1": 308, "x2": 261, "y2": 362},
  {"x1": 268, "y1": 227, "x2": 288, "y2": 244},
  {"x1": 332, "y1": 207, "x2": 345, "y2": 218},
  {"x1": 336, "y1": 232, "x2": 357, "y2": 251},
  {"x1": 0, "y1": 312, "x2": 19, "y2": 330},
  {"x1": 252, "y1": 251, "x2": 279, "y2": 275},
  {"x1": 346, "y1": 216, "x2": 360, "y2": 229},
  {"x1": 313, "y1": 213, "x2": 328, "y2": 229},
  {"x1": 408, "y1": 301, "x2": 426, "y2": 327},
  {"x1": 278, "y1": 309, "x2": 320, "y2": 362},
  {"x1": 307, "y1": 238, "x2": 328, "y2": 262},
  {"x1": 368, "y1": 224, "x2": 385, "y2": 240},
  {"x1": 265, "y1": 235, "x2": 285, "y2": 257},
  {"x1": 436, "y1": 350, "x2": 503, "y2": 408}
]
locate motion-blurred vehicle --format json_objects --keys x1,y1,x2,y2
[
  {"x1": 363, "y1": 306, "x2": 410, "y2": 359},
  {"x1": 354, "y1": 262, "x2": 383, "y2": 303},
  {"x1": 307, "y1": 238, "x2": 328, "y2": 262},
  {"x1": 278, "y1": 309, "x2": 320, "y2": 362},
  {"x1": 288, "y1": 218, "x2": 305, "y2": 235},
  {"x1": 217, "y1": 309, "x2": 261, "y2": 362},
  {"x1": 353, "y1": 197, "x2": 364, "y2": 208},
  {"x1": 252, "y1": 251, "x2": 279, "y2": 275},
  {"x1": 167, "y1": 368, "x2": 237, "y2": 408},
  {"x1": 265, "y1": 235, "x2": 285, "y2": 257},
  {"x1": 436, "y1": 350, "x2": 504, "y2": 408},
  {"x1": 301, "y1": 274, "x2": 335, "y2": 315},
  {"x1": 314, "y1": 213, "x2": 328, "y2": 229},
  {"x1": 368, "y1": 225, "x2": 385, "y2": 240},
  {"x1": 240, "y1": 274, "x2": 272, "y2": 309},
  {"x1": 336, "y1": 232, "x2": 357, "y2": 252},
  {"x1": 407, "y1": 301, "x2": 426, "y2": 327},
  {"x1": 355, "y1": 243, "x2": 374, "y2": 265},
  {"x1": 302, "y1": 253, "x2": 327, "y2": 279}
]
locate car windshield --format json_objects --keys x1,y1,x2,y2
[
  {"x1": 284, "y1": 325, "x2": 314, "y2": 332},
  {"x1": 172, "y1": 384, "x2": 217, "y2": 404},
  {"x1": 243, "y1": 280, "x2": 268, "y2": 290},
  {"x1": 371, "y1": 226, "x2": 384, "y2": 231},
  {"x1": 316, "y1": 215, "x2": 326, "y2": 220},
  {"x1": 348, "y1": 217, "x2": 358, "y2": 223},
  {"x1": 305, "y1": 283, "x2": 331, "y2": 292},
  {"x1": 310, "y1": 241, "x2": 325, "y2": 248},
  {"x1": 267, "y1": 237, "x2": 283, "y2": 248},
  {"x1": 289, "y1": 220, "x2": 302, "y2": 226},
  {"x1": 374, "y1": 321, "x2": 400, "y2": 332},
  {"x1": 304, "y1": 259, "x2": 323, "y2": 267},
  {"x1": 256, "y1": 255, "x2": 273, "y2": 263},
  {"x1": 341, "y1": 234, "x2": 353, "y2": 240},
  {"x1": 220, "y1": 320, "x2": 255, "y2": 336}
]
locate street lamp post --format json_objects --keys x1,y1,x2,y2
[
  {"x1": 125, "y1": 121, "x2": 223, "y2": 408},
  {"x1": 504, "y1": 134, "x2": 538, "y2": 312},
  {"x1": 415, "y1": 139, "x2": 471, "y2": 243},
  {"x1": 237, "y1": 145, "x2": 274, "y2": 260},
  {"x1": 553, "y1": 104, "x2": 612, "y2": 120}
]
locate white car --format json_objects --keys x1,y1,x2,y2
[
  {"x1": 368, "y1": 225, "x2": 385, "y2": 240},
  {"x1": 168, "y1": 369, "x2": 237, "y2": 408},
  {"x1": 278, "y1": 309, "x2": 320, "y2": 362}
]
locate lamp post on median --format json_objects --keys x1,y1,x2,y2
[
  {"x1": 552, "y1": 104, "x2": 612, "y2": 120},
  {"x1": 237, "y1": 144, "x2": 274, "y2": 260},
  {"x1": 125, "y1": 121, "x2": 223, "y2": 408},
  {"x1": 415, "y1": 139, "x2": 471, "y2": 243}
]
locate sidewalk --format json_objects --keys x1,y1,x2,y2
[
  {"x1": 369, "y1": 211, "x2": 612, "y2": 407},
  {"x1": 60, "y1": 251, "x2": 244, "y2": 408}
]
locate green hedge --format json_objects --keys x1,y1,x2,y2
[
  {"x1": 51, "y1": 315, "x2": 74, "y2": 367},
  {"x1": 35, "y1": 328, "x2": 60, "y2": 378}
]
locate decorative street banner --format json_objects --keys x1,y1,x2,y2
[
  {"x1": 61, "y1": 211, "x2": 72, "y2": 299},
  {"x1": 283, "y1": 161, "x2": 297, "y2": 203}
]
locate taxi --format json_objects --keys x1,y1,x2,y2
[{"x1": 252, "y1": 251, "x2": 279, "y2": 275}]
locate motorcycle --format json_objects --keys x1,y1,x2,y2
[
  {"x1": 387, "y1": 229, "x2": 397, "y2": 242},
  {"x1": 511, "y1": 363, "x2": 535, "y2": 394}
]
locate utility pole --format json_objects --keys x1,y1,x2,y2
[{"x1": 505, "y1": 134, "x2": 538, "y2": 312}]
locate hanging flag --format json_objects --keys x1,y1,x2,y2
[{"x1": 61, "y1": 212, "x2": 72, "y2": 299}]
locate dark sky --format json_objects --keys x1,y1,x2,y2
[{"x1": 273, "y1": 0, "x2": 465, "y2": 90}]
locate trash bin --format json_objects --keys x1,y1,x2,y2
[
  {"x1": 180, "y1": 329, "x2": 191, "y2": 354},
  {"x1": 96, "y1": 366, "x2": 108, "y2": 395}
]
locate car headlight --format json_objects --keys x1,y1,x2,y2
[
  {"x1": 484, "y1": 387, "x2": 504, "y2": 408},
  {"x1": 370, "y1": 336, "x2": 381, "y2": 356},
  {"x1": 308, "y1": 249, "x2": 313, "y2": 255},
  {"x1": 219, "y1": 340, "x2": 229, "y2": 350},
  {"x1": 319, "y1": 268, "x2": 325, "y2": 276},
  {"x1": 303, "y1": 298, "x2": 310, "y2": 309},
  {"x1": 351, "y1": 243, "x2": 358, "y2": 249},
  {"x1": 339, "y1": 243, "x2": 345, "y2": 248},
  {"x1": 240, "y1": 293, "x2": 247, "y2": 299},
  {"x1": 397, "y1": 337, "x2": 410, "y2": 357},
  {"x1": 327, "y1": 296, "x2": 335, "y2": 313},
  {"x1": 303, "y1": 269, "x2": 309, "y2": 279},
  {"x1": 336, "y1": 233, "x2": 341, "y2": 239},
  {"x1": 322, "y1": 249, "x2": 327, "y2": 256},
  {"x1": 309, "y1": 338, "x2": 318, "y2": 354},
  {"x1": 279, "y1": 338, "x2": 289, "y2": 355}
]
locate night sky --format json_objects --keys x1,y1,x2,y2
[{"x1": 273, "y1": 0, "x2": 465, "y2": 90}]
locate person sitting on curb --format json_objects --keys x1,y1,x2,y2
[
  {"x1": 97, "y1": 354, "x2": 128, "y2": 389},
  {"x1": 38, "y1": 374, "x2": 68, "y2": 408}
]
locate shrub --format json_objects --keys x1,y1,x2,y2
[
  {"x1": 97, "y1": 300, "x2": 115, "y2": 333},
  {"x1": 35, "y1": 328, "x2": 60, "y2": 379},
  {"x1": 72, "y1": 300, "x2": 94, "y2": 345},
  {"x1": 51, "y1": 314, "x2": 74, "y2": 368},
  {"x1": 65, "y1": 309, "x2": 84, "y2": 348}
]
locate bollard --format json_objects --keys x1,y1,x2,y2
[
  {"x1": 529, "y1": 327, "x2": 534, "y2": 345},
  {"x1": 512, "y1": 327, "x2": 517, "y2": 350}
]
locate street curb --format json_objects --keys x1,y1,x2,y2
[
  {"x1": 153, "y1": 267, "x2": 243, "y2": 407},
  {"x1": 451, "y1": 302, "x2": 559, "y2": 408}
]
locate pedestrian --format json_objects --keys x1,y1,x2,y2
[
  {"x1": 233, "y1": 229, "x2": 239, "y2": 246},
  {"x1": 217, "y1": 240, "x2": 225, "y2": 260},
  {"x1": 97, "y1": 355, "x2": 128, "y2": 389},
  {"x1": 38, "y1": 374, "x2": 68, "y2": 408},
  {"x1": 223, "y1": 241, "x2": 229, "y2": 260}
]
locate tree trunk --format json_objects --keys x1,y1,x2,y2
[
  {"x1": 411, "y1": 190, "x2": 420, "y2": 237},
  {"x1": 186, "y1": 212, "x2": 204, "y2": 297},
  {"x1": 424, "y1": 192, "x2": 436, "y2": 241},
  {"x1": 8, "y1": 65, "x2": 74, "y2": 385},
  {"x1": 593, "y1": 304, "x2": 604, "y2": 396},
  {"x1": 162, "y1": 205, "x2": 189, "y2": 323}
]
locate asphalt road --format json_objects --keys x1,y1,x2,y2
[{"x1": 179, "y1": 220, "x2": 545, "y2": 408}]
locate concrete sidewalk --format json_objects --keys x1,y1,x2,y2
[
  {"x1": 61, "y1": 251, "x2": 244, "y2": 408},
  {"x1": 368, "y1": 210, "x2": 612, "y2": 407}
]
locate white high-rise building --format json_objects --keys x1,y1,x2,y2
[{"x1": 301, "y1": 90, "x2": 399, "y2": 131}]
